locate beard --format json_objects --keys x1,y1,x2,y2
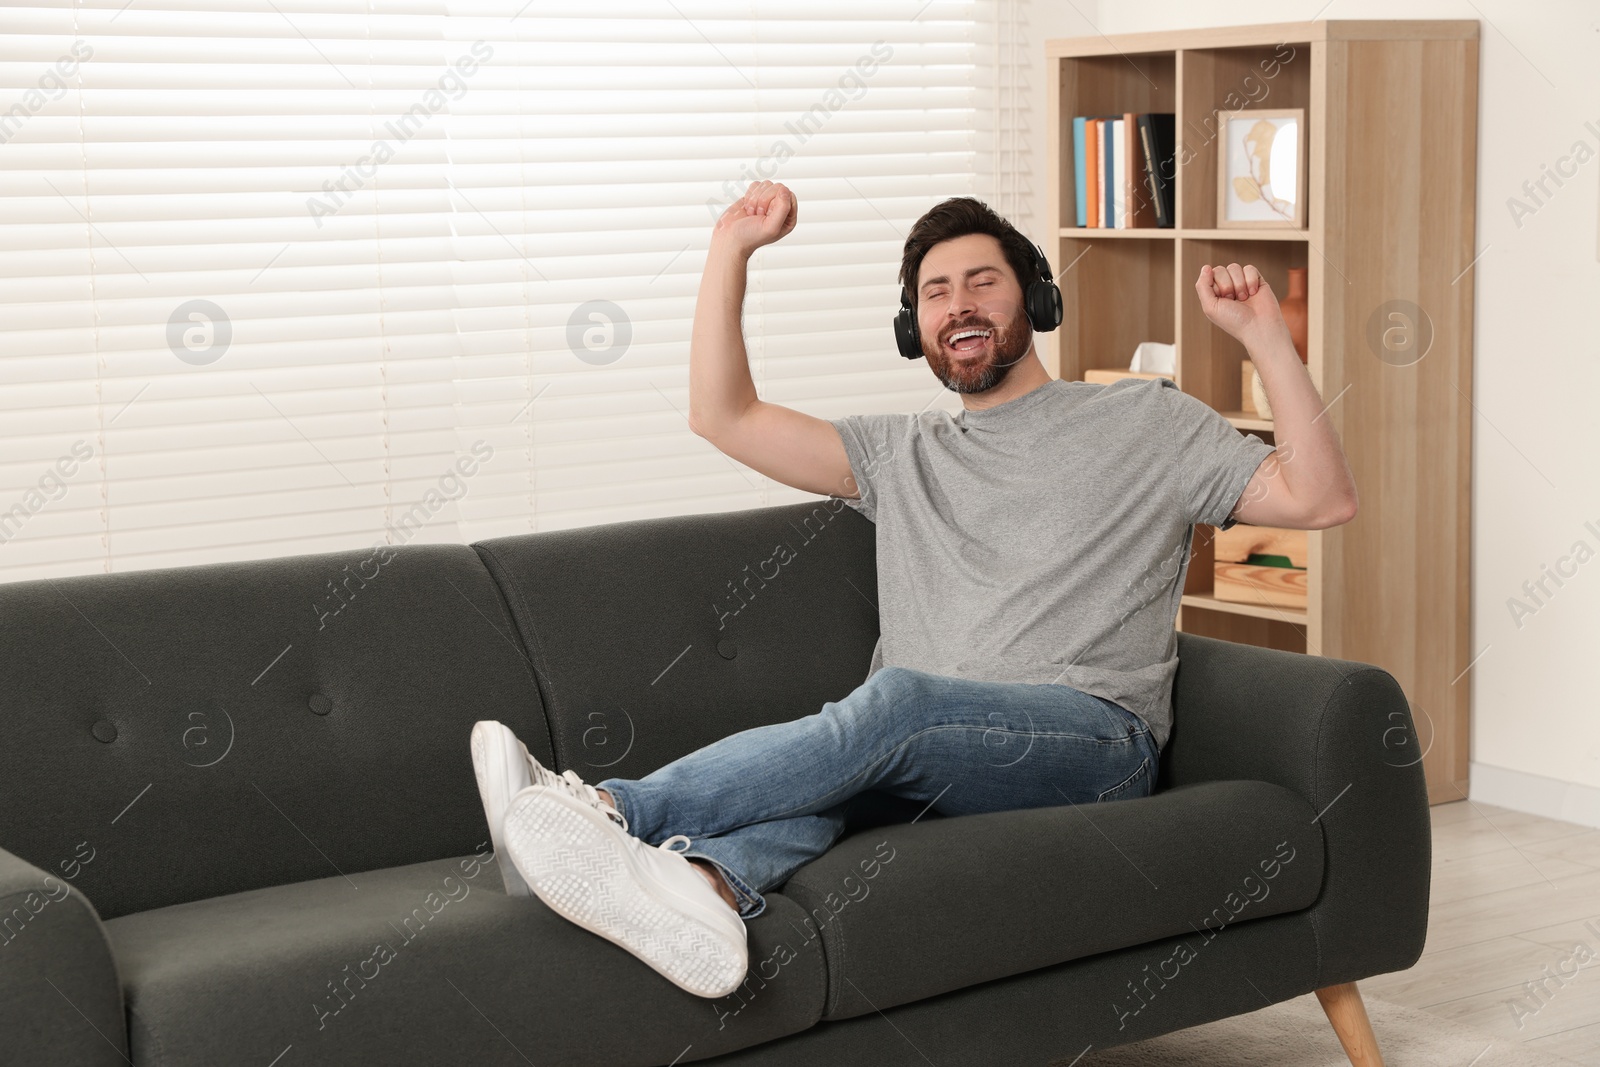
[{"x1": 922, "y1": 314, "x2": 1033, "y2": 394}]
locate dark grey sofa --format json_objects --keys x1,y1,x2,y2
[{"x1": 0, "y1": 498, "x2": 1429, "y2": 1066}]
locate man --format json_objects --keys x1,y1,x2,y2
[{"x1": 468, "y1": 182, "x2": 1358, "y2": 999}]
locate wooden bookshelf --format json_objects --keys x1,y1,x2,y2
[{"x1": 1045, "y1": 20, "x2": 1479, "y2": 804}]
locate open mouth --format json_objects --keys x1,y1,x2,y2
[{"x1": 945, "y1": 328, "x2": 992, "y2": 356}]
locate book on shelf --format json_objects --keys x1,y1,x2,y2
[
  {"x1": 1112, "y1": 117, "x2": 1127, "y2": 227},
  {"x1": 1072, "y1": 111, "x2": 1174, "y2": 229},
  {"x1": 1083, "y1": 116, "x2": 1106, "y2": 227},
  {"x1": 1072, "y1": 117, "x2": 1088, "y2": 227},
  {"x1": 1137, "y1": 113, "x2": 1176, "y2": 228},
  {"x1": 1120, "y1": 111, "x2": 1154, "y2": 227},
  {"x1": 1101, "y1": 118, "x2": 1114, "y2": 227}
]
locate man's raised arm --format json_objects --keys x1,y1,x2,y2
[
  {"x1": 688, "y1": 181, "x2": 859, "y2": 501},
  {"x1": 1193, "y1": 262, "x2": 1358, "y2": 529}
]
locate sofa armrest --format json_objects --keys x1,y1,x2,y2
[
  {"x1": 1165, "y1": 631, "x2": 1432, "y2": 988},
  {"x1": 0, "y1": 845, "x2": 127, "y2": 1064}
]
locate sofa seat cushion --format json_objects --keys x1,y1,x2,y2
[
  {"x1": 780, "y1": 780, "x2": 1324, "y2": 1021},
  {"x1": 103, "y1": 852, "x2": 826, "y2": 1066}
]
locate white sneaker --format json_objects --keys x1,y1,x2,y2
[
  {"x1": 503, "y1": 780, "x2": 749, "y2": 999},
  {"x1": 470, "y1": 720, "x2": 541, "y2": 896},
  {"x1": 471, "y1": 720, "x2": 630, "y2": 897}
]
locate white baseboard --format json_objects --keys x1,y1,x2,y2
[{"x1": 1469, "y1": 760, "x2": 1600, "y2": 830}]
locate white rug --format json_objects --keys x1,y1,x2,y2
[{"x1": 1065, "y1": 993, "x2": 1587, "y2": 1066}]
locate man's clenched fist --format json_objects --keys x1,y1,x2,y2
[
  {"x1": 1194, "y1": 261, "x2": 1291, "y2": 350},
  {"x1": 713, "y1": 180, "x2": 797, "y2": 258}
]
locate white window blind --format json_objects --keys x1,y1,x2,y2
[{"x1": 0, "y1": 0, "x2": 1023, "y2": 583}]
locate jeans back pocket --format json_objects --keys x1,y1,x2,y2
[{"x1": 1095, "y1": 752, "x2": 1153, "y2": 804}]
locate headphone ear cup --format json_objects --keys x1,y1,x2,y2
[
  {"x1": 894, "y1": 292, "x2": 923, "y2": 359},
  {"x1": 1024, "y1": 243, "x2": 1064, "y2": 333},
  {"x1": 1027, "y1": 278, "x2": 1063, "y2": 333}
]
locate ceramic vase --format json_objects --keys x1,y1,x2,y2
[{"x1": 1280, "y1": 266, "x2": 1309, "y2": 363}]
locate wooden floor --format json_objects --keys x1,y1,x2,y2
[{"x1": 1359, "y1": 799, "x2": 1600, "y2": 1064}]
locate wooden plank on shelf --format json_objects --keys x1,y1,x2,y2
[
  {"x1": 1219, "y1": 411, "x2": 1275, "y2": 432},
  {"x1": 1045, "y1": 20, "x2": 1477, "y2": 59},
  {"x1": 1215, "y1": 525, "x2": 1309, "y2": 568},
  {"x1": 1322, "y1": 20, "x2": 1478, "y2": 40},
  {"x1": 1048, "y1": 22, "x2": 1320, "y2": 57},
  {"x1": 1084, "y1": 368, "x2": 1173, "y2": 385},
  {"x1": 1177, "y1": 603, "x2": 1308, "y2": 652},
  {"x1": 1177, "y1": 228, "x2": 1313, "y2": 241},
  {"x1": 1179, "y1": 591, "x2": 1308, "y2": 624},
  {"x1": 1046, "y1": 52, "x2": 1062, "y2": 379},
  {"x1": 1059, "y1": 227, "x2": 1174, "y2": 239},
  {"x1": 1214, "y1": 562, "x2": 1308, "y2": 609},
  {"x1": 1319, "y1": 32, "x2": 1477, "y2": 802}
]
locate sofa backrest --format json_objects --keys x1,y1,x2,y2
[
  {"x1": 473, "y1": 498, "x2": 879, "y2": 787},
  {"x1": 0, "y1": 543, "x2": 548, "y2": 920},
  {"x1": 0, "y1": 500, "x2": 880, "y2": 920}
]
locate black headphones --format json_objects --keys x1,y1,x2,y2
[{"x1": 894, "y1": 239, "x2": 1063, "y2": 361}]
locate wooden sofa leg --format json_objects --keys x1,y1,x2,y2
[{"x1": 1315, "y1": 982, "x2": 1385, "y2": 1067}]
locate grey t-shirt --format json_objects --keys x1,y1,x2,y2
[{"x1": 827, "y1": 376, "x2": 1275, "y2": 751}]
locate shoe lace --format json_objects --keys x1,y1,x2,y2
[{"x1": 528, "y1": 760, "x2": 630, "y2": 833}]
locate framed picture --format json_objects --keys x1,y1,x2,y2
[{"x1": 1216, "y1": 108, "x2": 1306, "y2": 229}]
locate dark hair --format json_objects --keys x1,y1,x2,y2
[{"x1": 899, "y1": 197, "x2": 1038, "y2": 305}]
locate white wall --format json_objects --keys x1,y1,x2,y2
[{"x1": 1027, "y1": 1, "x2": 1600, "y2": 821}]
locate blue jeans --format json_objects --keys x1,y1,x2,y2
[{"x1": 597, "y1": 665, "x2": 1160, "y2": 920}]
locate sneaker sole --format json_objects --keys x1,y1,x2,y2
[
  {"x1": 504, "y1": 787, "x2": 747, "y2": 998},
  {"x1": 470, "y1": 722, "x2": 531, "y2": 897}
]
